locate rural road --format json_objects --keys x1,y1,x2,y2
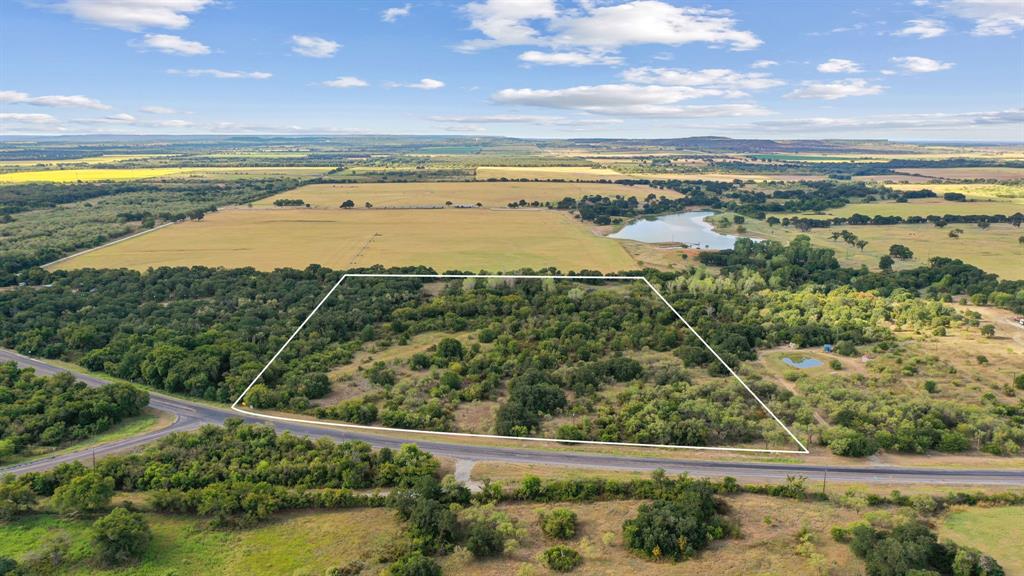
[{"x1": 3, "y1": 349, "x2": 1024, "y2": 486}]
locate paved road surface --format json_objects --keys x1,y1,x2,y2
[{"x1": 3, "y1": 349, "x2": 1023, "y2": 486}]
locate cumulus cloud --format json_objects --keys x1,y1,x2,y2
[
  {"x1": 141, "y1": 105, "x2": 176, "y2": 114},
  {"x1": 941, "y1": 0, "x2": 1024, "y2": 36},
  {"x1": 891, "y1": 56, "x2": 955, "y2": 73},
  {"x1": 382, "y1": 4, "x2": 412, "y2": 22},
  {"x1": 291, "y1": 35, "x2": 340, "y2": 58},
  {"x1": 518, "y1": 50, "x2": 622, "y2": 66},
  {"x1": 0, "y1": 112, "x2": 58, "y2": 124},
  {"x1": 893, "y1": 18, "x2": 947, "y2": 38},
  {"x1": 459, "y1": 0, "x2": 760, "y2": 53},
  {"x1": 167, "y1": 68, "x2": 272, "y2": 79},
  {"x1": 492, "y1": 83, "x2": 771, "y2": 116},
  {"x1": 0, "y1": 90, "x2": 110, "y2": 109},
  {"x1": 392, "y1": 78, "x2": 445, "y2": 89},
  {"x1": 140, "y1": 33, "x2": 210, "y2": 55},
  {"x1": 751, "y1": 59, "x2": 778, "y2": 69},
  {"x1": 323, "y1": 76, "x2": 369, "y2": 88},
  {"x1": 54, "y1": 0, "x2": 213, "y2": 31},
  {"x1": 621, "y1": 67, "x2": 785, "y2": 94},
  {"x1": 817, "y1": 58, "x2": 862, "y2": 73},
  {"x1": 785, "y1": 79, "x2": 884, "y2": 100}
]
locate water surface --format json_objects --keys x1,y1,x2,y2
[
  {"x1": 782, "y1": 357, "x2": 824, "y2": 369},
  {"x1": 609, "y1": 211, "x2": 742, "y2": 249}
]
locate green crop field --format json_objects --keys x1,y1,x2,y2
[
  {"x1": 256, "y1": 181, "x2": 666, "y2": 208},
  {"x1": 888, "y1": 182, "x2": 1024, "y2": 201},
  {"x1": 53, "y1": 207, "x2": 637, "y2": 272},
  {"x1": 780, "y1": 198, "x2": 1024, "y2": 218}
]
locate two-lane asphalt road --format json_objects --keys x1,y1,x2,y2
[{"x1": 3, "y1": 349, "x2": 1024, "y2": 486}]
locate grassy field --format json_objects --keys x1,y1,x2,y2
[
  {"x1": 896, "y1": 167, "x2": 1024, "y2": 181},
  {"x1": 0, "y1": 509, "x2": 400, "y2": 576},
  {"x1": 0, "y1": 168, "x2": 192, "y2": 183},
  {"x1": 53, "y1": 208, "x2": 637, "y2": 272},
  {"x1": 0, "y1": 154, "x2": 175, "y2": 168},
  {"x1": 737, "y1": 217, "x2": 1024, "y2": 279},
  {"x1": 780, "y1": 198, "x2": 1024, "y2": 218},
  {"x1": 475, "y1": 166, "x2": 821, "y2": 182},
  {"x1": 887, "y1": 182, "x2": 1024, "y2": 201},
  {"x1": 939, "y1": 506, "x2": 1024, "y2": 575},
  {"x1": 256, "y1": 181, "x2": 665, "y2": 209}
]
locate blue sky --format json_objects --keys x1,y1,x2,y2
[{"x1": 1, "y1": 0, "x2": 1022, "y2": 140}]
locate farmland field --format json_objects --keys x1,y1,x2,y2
[
  {"x1": 780, "y1": 198, "x2": 1024, "y2": 218},
  {"x1": 52, "y1": 207, "x2": 637, "y2": 272},
  {"x1": 476, "y1": 166, "x2": 821, "y2": 182},
  {"x1": 887, "y1": 182, "x2": 1024, "y2": 200},
  {"x1": 735, "y1": 217, "x2": 1024, "y2": 280},
  {"x1": 0, "y1": 167, "x2": 192, "y2": 183},
  {"x1": 895, "y1": 167, "x2": 1024, "y2": 181},
  {"x1": 256, "y1": 181, "x2": 665, "y2": 208},
  {"x1": 0, "y1": 154, "x2": 175, "y2": 168}
]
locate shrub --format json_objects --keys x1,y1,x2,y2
[
  {"x1": 464, "y1": 519, "x2": 505, "y2": 558},
  {"x1": 622, "y1": 486, "x2": 723, "y2": 562},
  {"x1": 539, "y1": 508, "x2": 578, "y2": 540},
  {"x1": 829, "y1": 359, "x2": 843, "y2": 370},
  {"x1": 52, "y1": 472, "x2": 113, "y2": 516},
  {"x1": 91, "y1": 507, "x2": 152, "y2": 565},
  {"x1": 386, "y1": 552, "x2": 442, "y2": 576},
  {"x1": 0, "y1": 478, "x2": 36, "y2": 520},
  {"x1": 923, "y1": 380, "x2": 938, "y2": 394},
  {"x1": 541, "y1": 545, "x2": 582, "y2": 572}
]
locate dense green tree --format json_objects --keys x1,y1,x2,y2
[
  {"x1": 91, "y1": 507, "x2": 152, "y2": 565},
  {"x1": 52, "y1": 472, "x2": 114, "y2": 516}
]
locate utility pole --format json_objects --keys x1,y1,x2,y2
[{"x1": 822, "y1": 467, "x2": 828, "y2": 496}]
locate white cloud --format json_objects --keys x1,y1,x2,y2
[
  {"x1": 518, "y1": 50, "x2": 622, "y2": 66},
  {"x1": 0, "y1": 112, "x2": 59, "y2": 124},
  {"x1": 785, "y1": 79, "x2": 884, "y2": 100},
  {"x1": 75, "y1": 113, "x2": 137, "y2": 125},
  {"x1": 54, "y1": 0, "x2": 213, "y2": 31},
  {"x1": 141, "y1": 105, "x2": 176, "y2": 114},
  {"x1": 622, "y1": 67, "x2": 785, "y2": 93},
  {"x1": 152, "y1": 119, "x2": 193, "y2": 128},
  {"x1": 429, "y1": 114, "x2": 624, "y2": 126},
  {"x1": 492, "y1": 83, "x2": 771, "y2": 116},
  {"x1": 394, "y1": 78, "x2": 445, "y2": 89},
  {"x1": 291, "y1": 35, "x2": 340, "y2": 58},
  {"x1": 751, "y1": 59, "x2": 778, "y2": 69},
  {"x1": 0, "y1": 90, "x2": 110, "y2": 109},
  {"x1": 140, "y1": 33, "x2": 210, "y2": 55},
  {"x1": 817, "y1": 58, "x2": 862, "y2": 73},
  {"x1": 891, "y1": 56, "x2": 955, "y2": 73},
  {"x1": 382, "y1": 4, "x2": 412, "y2": 22},
  {"x1": 754, "y1": 108, "x2": 1024, "y2": 131},
  {"x1": 167, "y1": 68, "x2": 272, "y2": 79},
  {"x1": 323, "y1": 76, "x2": 369, "y2": 88},
  {"x1": 458, "y1": 0, "x2": 760, "y2": 52},
  {"x1": 893, "y1": 18, "x2": 947, "y2": 38},
  {"x1": 941, "y1": 0, "x2": 1024, "y2": 36}
]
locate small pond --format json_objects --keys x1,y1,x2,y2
[
  {"x1": 782, "y1": 357, "x2": 824, "y2": 369},
  {"x1": 608, "y1": 211, "x2": 744, "y2": 249}
]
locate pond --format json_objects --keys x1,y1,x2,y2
[
  {"x1": 608, "y1": 211, "x2": 744, "y2": 249},
  {"x1": 782, "y1": 356, "x2": 824, "y2": 369}
]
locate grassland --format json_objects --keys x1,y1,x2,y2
[
  {"x1": 0, "y1": 508, "x2": 400, "y2": 576},
  {"x1": 939, "y1": 507, "x2": 1024, "y2": 574},
  {"x1": 475, "y1": 166, "x2": 820, "y2": 182},
  {"x1": 53, "y1": 208, "x2": 637, "y2": 272},
  {"x1": 256, "y1": 181, "x2": 665, "y2": 209},
  {"x1": 887, "y1": 182, "x2": 1024, "y2": 201},
  {"x1": 0, "y1": 154, "x2": 175, "y2": 168},
  {"x1": 896, "y1": 167, "x2": 1024, "y2": 181},
  {"x1": 734, "y1": 217, "x2": 1024, "y2": 280},
  {"x1": 780, "y1": 197, "x2": 1024, "y2": 218}
]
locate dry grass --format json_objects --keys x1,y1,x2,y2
[
  {"x1": 256, "y1": 181, "x2": 664, "y2": 209},
  {"x1": 781, "y1": 198, "x2": 1024, "y2": 218},
  {"x1": 474, "y1": 166, "x2": 821, "y2": 182},
  {"x1": 53, "y1": 207, "x2": 638, "y2": 273},
  {"x1": 896, "y1": 167, "x2": 1024, "y2": 181}
]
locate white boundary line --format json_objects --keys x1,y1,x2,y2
[
  {"x1": 231, "y1": 273, "x2": 810, "y2": 455},
  {"x1": 42, "y1": 220, "x2": 182, "y2": 269}
]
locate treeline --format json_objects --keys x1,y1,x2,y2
[
  {"x1": 0, "y1": 363, "x2": 148, "y2": 459},
  {"x1": 774, "y1": 211, "x2": 1024, "y2": 231},
  {"x1": 0, "y1": 182, "x2": 152, "y2": 216}
]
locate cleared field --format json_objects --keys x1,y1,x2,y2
[
  {"x1": 476, "y1": 166, "x2": 822, "y2": 182},
  {"x1": 53, "y1": 208, "x2": 637, "y2": 272},
  {"x1": 939, "y1": 507, "x2": 1024, "y2": 575},
  {"x1": 737, "y1": 218, "x2": 1024, "y2": 280},
  {"x1": 896, "y1": 167, "x2": 1024, "y2": 181},
  {"x1": 256, "y1": 181, "x2": 665, "y2": 209},
  {"x1": 0, "y1": 167, "x2": 191, "y2": 183},
  {"x1": 0, "y1": 154, "x2": 174, "y2": 168},
  {"x1": 888, "y1": 182, "x2": 1024, "y2": 201},
  {"x1": 781, "y1": 198, "x2": 1024, "y2": 218}
]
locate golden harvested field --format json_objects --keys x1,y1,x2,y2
[
  {"x1": 0, "y1": 154, "x2": 175, "y2": 168},
  {"x1": 887, "y1": 182, "x2": 1024, "y2": 201},
  {"x1": 0, "y1": 167, "x2": 192, "y2": 183},
  {"x1": 781, "y1": 198, "x2": 1024, "y2": 218},
  {"x1": 53, "y1": 208, "x2": 637, "y2": 272},
  {"x1": 738, "y1": 218, "x2": 1024, "y2": 280},
  {"x1": 256, "y1": 181, "x2": 666, "y2": 208},
  {"x1": 476, "y1": 166, "x2": 821, "y2": 182},
  {"x1": 896, "y1": 167, "x2": 1024, "y2": 181}
]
